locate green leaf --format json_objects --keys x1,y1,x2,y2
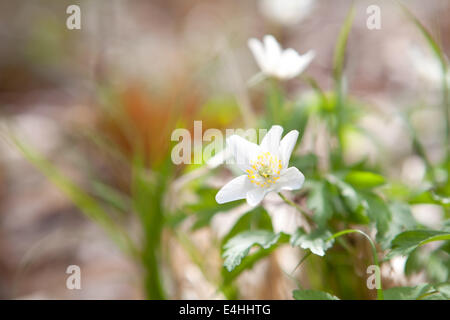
[
  {"x1": 362, "y1": 192, "x2": 391, "y2": 248},
  {"x1": 435, "y1": 283, "x2": 450, "y2": 299},
  {"x1": 221, "y1": 206, "x2": 273, "y2": 248},
  {"x1": 333, "y1": 6, "x2": 355, "y2": 82},
  {"x1": 327, "y1": 175, "x2": 369, "y2": 224},
  {"x1": 131, "y1": 154, "x2": 170, "y2": 299},
  {"x1": 400, "y1": 3, "x2": 450, "y2": 168},
  {"x1": 293, "y1": 289, "x2": 339, "y2": 300},
  {"x1": 265, "y1": 80, "x2": 284, "y2": 125},
  {"x1": 400, "y1": 4, "x2": 447, "y2": 71},
  {"x1": 418, "y1": 283, "x2": 450, "y2": 300},
  {"x1": 344, "y1": 171, "x2": 385, "y2": 189},
  {"x1": 289, "y1": 153, "x2": 318, "y2": 177},
  {"x1": 290, "y1": 228, "x2": 334, "y2": 256},
  {"x1": 281, "y1": 101, "x2": 309, "y2": 141},
  {"x1": 383, "y1": 202, "x2": 417, "y2": 246},
  {"x1": 221, "y1": 233, "x2": 289, "y2": 287},
  {"x1": 307, "y1": 181, "x2": 333, "y2": 227},
  {"x1": 387, "y1": 229, "x2": 450, "y2": 258},
  {"x1": 384, "y1": 284, "x2": 432, "y2": 300},
  {"x1": 91, "y1": 180, "x2": 131, "y2": 213},
  {"x1": 188, "y1": 188, "x2": 244, "y2": 230},
  {"x1": 409, "y1": 189, "x2": 450, "y2": 207},
  {"x1": 405, "y1": 249, "x2": 449, "y2": 283},
  {"x1": 222, "y1": 230, "x2": 281, "y2": 272}
]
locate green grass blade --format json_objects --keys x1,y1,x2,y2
[
  {"x1": 333, "y1": 5, "x2": 355, "y2": 159},
  {"x1": 333, "y1": 5, "x2": 355, "y2": 83},
  {"x1": 10, "y1": 134, "x2": 138, "y2": 258},
  {"x1": 400, "y1": 2, "x2": 450, "y2": 161}
]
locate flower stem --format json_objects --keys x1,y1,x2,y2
[
  {"x1": 442, "y1": 69, "x2": 450, "y2": 162},
  {"x1": 278, "y1": 192, "x2": 314, "y2": 225},
  {"x1": 327, "y1": 229, "x2": 384, "y2": 300}
]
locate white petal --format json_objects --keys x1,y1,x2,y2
[
  {"x1": 206, "y1": 148, "x2": 231, "y2": 169},
  {"x1": 277, "y1": 48, "x2": 302, "y2": 79},
  {"x1": 246, "y1": 187, "x2": 268, "y2": 206},
  {"x1": 260, "y1": 125, "x2": 283, "y2": 155},
  {"x1": 227, "y1": 135, "x2": 261, "y2": 172},
  {"x1": 248, "y1": 38, "x2": 267, "y2": 72},
  {"x1": 275, "y1": 167, "x2": 305, "y2": 191},
  {"x1": 263, "y1": 35, "x2": 282, "y2": 74},
  {"x1": 278, "y1": 130, "x2": 299, "y2": 168},
  {"x1": 288, "y1": 50, "x2": 315, "y2": 79},
  {"x1": 216, "y1": 175, "x2": 251, "y2": 204}
]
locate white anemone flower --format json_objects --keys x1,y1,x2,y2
[
  {"x1": 409, "y1": 46, "x2": 450, "y2": 86},
  {"x1": 259, "y1": 0, "x2": 315, "y2": 26},
  {"x1": 216, "y1": 125, "x2": 305, "y2": 206},
  {"x1": 248, "y1": 35, "x2": 315, "y2": 81}
]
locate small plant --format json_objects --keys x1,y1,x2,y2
[{"x1": 8, "y1": 4, "x2": 450, "y2": 300}]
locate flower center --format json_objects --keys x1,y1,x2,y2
[{"x1": 246, "y1": 152, "x2": 282, "y2": 188}]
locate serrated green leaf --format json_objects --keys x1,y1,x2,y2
[
  {"x1": 387, "y1": 229, "x2": 450, "y2": 258},
  {"x1": 221, "y1": 233, "x2": 289, "y2": 287},
  {"x1": 362, "y1": 192, "x2": 391, "y2": 248},
  {"x1": 327, "y1": 175, "x2": 370, "y2": 224},
  {"x1": 221, "y1": 206, "x2": 273, "y2": 248},
  {"x1": 383, "y1": 202, "x2": 417, "y2": 247},
  {"x1": 405, "y1": 249, "x2": 449, "y2": 283},
  {"x1": 290, "y1": 228, "x2": 334, "y2": 256},
  {"x1": 383, "y1": 284, "x2": 432, "y2": 300},
  {"x1": 344, "y1": 171, "x2": 385, "y2": 189},
  {"x1": 293, "y1": 289, "x2": 339, "y2": 300},
  {"x1": 222, "y1": 230, "x2": 281, "y2": 272}
]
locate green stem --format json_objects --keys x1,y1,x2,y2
[
  {"x1": 442, "y1": 68, "x2": 450, "y2": 163},
  {"x1": 267, "y1": 78, "x2": 283, "y2": 125},
  {"x1": 335, "y1": 78, "x2": 345, "y2": 157},
  {"x1": 291, "y1": 251, "x2": 312, "y2": 274},
  {"x1": 278, "y1": 192, "x2": 314, "y2": 225},
  {"x1": 327, "y1": 229, "x2": 384, "y2": 300},
  {"x1": 417, "y1": 290, "x2": 439, "y2": 300}
]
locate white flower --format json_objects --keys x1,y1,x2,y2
[
  {"x1": 206, "y1": 148, "x2": 232, "y2": 169},
  {"x1": 259, "y1": 0, "x2": 315, "y2": 26},
  {"x1": 409, "y1": 46, "x2": 450, "y2": 86},
  {"x1": 216, "y1": 125, "x2": 305, "y2": 206},
  {"x1": 248, "y1": 35, "x2": 315, "y2": 80}
]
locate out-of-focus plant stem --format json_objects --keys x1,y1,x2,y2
[
  {"x1": 400, "y1": 2, "x2": 450, "y2": 163},
  {"x1": 140, "y1": 181, "x2": 166, "y2": 300},
  {"x1": 442, "y1": 70, "x2": 450, "y2": 163},
  {"x1": 132, "y1": 154, "x2": 173, "y2": 300},
  {"x1": 328, "y1": 229, "x2": 384, "y2": 300},
  {"x1": 332, "y1": 5, "x2": 355, "y2": 164},
  {"x1": 267, "y1": 78, "x2": 283, "y2": 125}
]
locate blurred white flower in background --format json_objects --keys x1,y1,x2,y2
[
  {"x1": 409, "y1": 46, "x2": 450, "y2": 87},
  {"x1": 216, "y1": 125, "x2": 305, "y2": 206},
  {"x1": 259, "y1": 0, "x2": 315, "y2": 26},
  {"x1": 248, "y1": 35, "x2": 315, "y2": 81}
]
